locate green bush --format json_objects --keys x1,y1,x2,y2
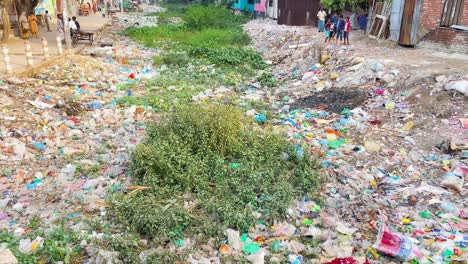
[
  {"x1": 184, "y1": 5, "x2": 244, "y2": 30},
  {"x1": 124, "y1": 25, "x2": 250, "y2": 48},
  {"x1": 189, "y1": 47, "x2": 267, "y2": 69},
  {"x1": 182, "y1": 28, "x2": 250, "y2": 47},
  {"x1": 257, "y1": 72, "x2": 277, "y2": 87},
  {"x1": 109, "y1": 105, "x2": 321, "y2": 240},
  {"x1": 161, "y1": 52, "x2": 189, "y2": 66}
]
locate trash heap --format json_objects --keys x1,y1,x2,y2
[
  {"x1": 0, "y1": 8, "x2": 467, "y2": 264},
  {"x1": 201, "y1": 19, "x2": 467, "y2": 264}
]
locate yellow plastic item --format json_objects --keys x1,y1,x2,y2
[
  {"x1": 326, "y1": 133, "x2": 337, "y2": 141},
  {"x1": 321, "y1": 55, "x2": 330, "y2": 64},
  {"x1": 403, "y1": 121, "x2": 415, "y2": 131},
  {"x1": 31, "y1": 241, "x2": 39, "y2": 251},
  {"x1": 367, "y1": 247, "x2": 380, "y2": 259}
]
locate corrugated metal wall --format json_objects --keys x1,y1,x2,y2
[{"x1": 278, "y1": 0, "x2": 321, "y2": 26}]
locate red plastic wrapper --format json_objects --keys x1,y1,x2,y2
[
  {"x1": 323, "y1": 258, "x2": 371, "y2": 264},
  {"x1": 373, "y1": 225, "x2": 423, "y2": 262}
]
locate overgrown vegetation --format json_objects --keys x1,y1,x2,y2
[
  {"x1": 120, "y1": 4, "x2": 268, "y2": 110},
  {"x1": 108, "y1": 105, "x2": 321, "y2": 241},
  {"x1": 0, "y1": 223, "x2": 85, "y2": 263}
]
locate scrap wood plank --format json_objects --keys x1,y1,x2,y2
[{"x1": 368, "y1": 1, "x2": 392, "y2": 40}]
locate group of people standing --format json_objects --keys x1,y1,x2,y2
[
  {"x1": 18, "y1": 10, "x2": 55, "y2": 39},
  {"x1": 317, "y1": 8, "x2": 351, "y2": 45}
]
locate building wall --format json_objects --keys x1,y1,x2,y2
[
  {"x1": 420, "y1": 0, "x2": 468, "y2": 30},
  {"x1": 420, "y1": 27, "x2": 468, "y2": 53},
  {"x1": 463, "y1": 0, "x2": 468, "y2": 25},
  {"x1": 232, "y1": 0, "x2": 254, "y2": 12},
  {"x1": 278, "y1": 0, "x2": 320, "y2": 26},
  {"x1": 254, "y1": 0, "x2": 266, "y2": 12},
  {"x1": 266, "y1": 0, "x2": 278, "y2": 19}
]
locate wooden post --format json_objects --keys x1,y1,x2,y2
[
  {"x1": 2, "y1": 3, "x2": 11, "y2": 42},
  {"x1": 1, "y1": 44, "x2": 12, "y2": 74},
  {"x1": 41, "y1": 37, "x2": 50, "y2": 60},
  {"x1": 57, "y1": 35, "x2": 63, "y2": 55},
  {"x1": 24, "y1": 40, "x2": 33, "y2": 67}
]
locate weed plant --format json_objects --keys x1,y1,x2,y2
[{"x1": 108, "y1": 105, "x2": 321, "y2": 241}]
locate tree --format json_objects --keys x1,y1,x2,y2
[
  {"x1": 14, "y1": 0, "x2": 39, "y2": 15},
  {"x1": 13, "y1": 0, "x2": 40, "y2": 37},
  {"x1": 320, "y1": 0, "x2": 366, "y2": 12},
  {"x1": 2, "y1": 0, "x2": 11, "y2": 42}
]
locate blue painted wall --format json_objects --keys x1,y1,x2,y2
[{"x1": 232, "y1": 0, "x2": 254, "y2": 12}]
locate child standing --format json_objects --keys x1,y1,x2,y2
[
  {"x1": 331, "y1": 13, "x2": 338, "y2": 39},
  {"x1": 336, "y1": 15, "x2": 345, "y2": 44},
  {"x1": 344, "y1": 17, "x2": 351, "y2": 45},
  {"x1": 324, "y1": 19, "x2": 332, "y2": 44}
]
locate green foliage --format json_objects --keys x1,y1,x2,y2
[
  {"x1": 161, "y1": 52, "x2": 189, "y2": 66},
  {"x1": 147, "y1": 250, "x2": 189, "y2": 263},
  {"x1": 0, "y1": 225, "x2": 84, "y2": 263},
  {"x1": 182, "y1": 28, "x2": 250, "y2": 47},
  {"x1": 184, "y1": 5, "x2": 248, "y2": 30},
  {"x1": 320, "y1": 0, "x2": 367, "y2": 11},
  {"x1": 109, "y1": 105, "x2": 321, "y2": 240},
  {"x1": 188, "y1": 47, "x2": 266, "y2": 69},
  {"x1": 124, "y1": 25, "x2": 250, "y2": 48},
  {"x1": 257, "y1": 72, "x2": 277, "y2": 87}
]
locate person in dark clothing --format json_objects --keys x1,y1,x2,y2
[
  {"x1": 331, "y1": 13, "x2": 338, "y2": 39},
  {"x1": 72, "y1": 16, "x2": 81, "y2": 31},
  {"x1": 335, "y1": 15, "x2": 345, "y2": 44}
]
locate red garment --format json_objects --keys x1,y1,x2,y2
[{"x1": 344, "y1": 21, "x2": 351, "y2": 32}]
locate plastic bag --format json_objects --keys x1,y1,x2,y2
[{"x1": 373, "y1": 225, "x2": 422, "y2": 262}]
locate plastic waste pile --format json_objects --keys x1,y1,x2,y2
[
  {"x1": 0, "y1": 20, "x2": 158, "y2": 261},
  {"x1": 1, "y1": 9, "x2": 467, "y2": 264},
  {"x1": 188, "y1": 19, "x2": 468, "y2": 264}
]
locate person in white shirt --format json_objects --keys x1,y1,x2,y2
[
  {"x1": 68, "y1": 17, "x2": 77, "y2": 31},
  {"x1": 45, "y1": 10, "x2": 52, "y2": 32},
  {"x1": 317, "y1": 7, "x2": 327, "y2": 33}
]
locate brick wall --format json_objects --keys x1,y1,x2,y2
[
  {"x1": 419, "y1": 27, "x2": 468, "y2": 52},
  {"x1": 462, "y1": 0, "x2": 468, "y2": 26},
  {"x1": 420, "y1": 0, "x2": 468, "y2": 30},
  {"x1": 420, "y1": 0, "x2": 444, "y2": 30}
]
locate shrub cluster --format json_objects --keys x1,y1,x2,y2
[{"x1": 108, "y1": 105, "x2": 321, "y2": 241}]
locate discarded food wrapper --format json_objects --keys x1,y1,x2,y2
[{"x1": 373, "y1": 225, "x2": 423, "y2": 262}]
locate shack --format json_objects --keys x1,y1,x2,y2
[
  {"x1": 388, "y1": 0, "x2": 467, "y2": 51},
  {"x1": 277, "y1": 0, "x2": 321, "y2": 26},
  {"x1": 266, "y1": 0, "x2": 278, "y2": 19}
]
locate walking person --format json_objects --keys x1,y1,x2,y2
[
  {"x1": 335, "y1": 15, "x2": 345, "y2": 45},
  {"x1": 344, "y1": 17, "x2": 351, "y2": 45},
  {"x1": 19, "y1": 12, "x2": 29, "y2": 39},
  {"x1": 101, "y1": 5, "x2": 106, "y2": 18},
  {"x1": 317, "y1": 7, "x2": 326, "y2": 33},
  {"x1": 28, "y1": 12, "x2": 39, "y2": 38},
  {"x1": 57, "y1": 14, "x2": 65, "y2": 42},
  {"x1": 45, "y1": 10, "x2": 52, "y2": 32}
]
